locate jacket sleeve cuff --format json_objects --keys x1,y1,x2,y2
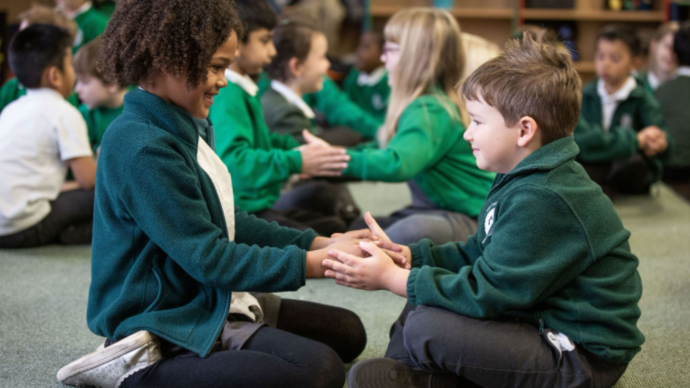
[
  {"x1": 343, "y1": 150, "x2": 365, "y2": 178},
  {"x1": 406, "y1": 267, "x2": 421, "y2": 306},
  {"x1": 285, "y1": 149, "x2": 303, "y2": 174}
]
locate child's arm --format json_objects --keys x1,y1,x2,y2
[
  {"x1": 303, "y1": 77, "x2": 382, "y2": 139},
  {"x1": 344, "y1": 97, "x2": 453, "y2": 182},
  {"x1": 328, "y1": 188, "x2": 598, "y2": 319},
  {"x1": 573, "y1": 117, "x2": 640, "y2": 163}
]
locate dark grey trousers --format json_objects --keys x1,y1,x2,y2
[{"x1": 385, "y1": 303, "x2": 628, "y2": 388}]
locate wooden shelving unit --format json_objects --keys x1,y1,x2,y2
[{"x1": 368, "y1": 0, "x2": 671, "y2": 81}]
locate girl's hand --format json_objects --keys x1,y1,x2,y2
[
  {"x1": 306, "y1": 240, "x2": 366, "y2": 278},
  {"x1": 299, "y1": 143, "x2": 350, "y2": 177},
  {"x1": 302, "y1": 129, "x2": 331, "y2": 148},
  {"x1": 323, "y1": 241, "x2": 409, "y2": 297}
]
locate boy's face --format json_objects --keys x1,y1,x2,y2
[
  {"x1": 169, "y1": 31, "x2": 238, "y2": 119},
  {"x1": 595, "y1": 38, "x2": 634, "y2": 89},
  {"x1": 55, "y1": 0, "x2": 86, "y2": 13},
  {"x1": 295, "y1": 32, "x2": 330, "y2": 94},
  {"x1": 75, "y1": 74, "x2": 113, "y2": 109},
  {"x1": 464, "y1": 95, "x2": 522, "y2": 174},
  {"x1": 235, "y1": 28, "x2": 276, "y2": 76},
  {"x1": 381, "y1": 41, "x2": 400, "y2": 87},
  {"x1": 356, "y1": 32, "x2": 384, "y2": 74}
]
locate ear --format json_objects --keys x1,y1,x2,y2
[
  {"x1": 516, "y1": 116, "x2": 540, "y2": 148},
  {"x1": 46, "y1": 66, "x2": 63, "y2": 90},
  {"x1": 288, "y1": 57, "x2": 302, "y2": 78}
]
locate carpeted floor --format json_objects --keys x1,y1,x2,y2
[{"x1": 1, "y1": 182, "x2": 689, "y2": 387}]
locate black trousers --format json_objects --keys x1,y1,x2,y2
[
  {"x1": 0, "y1": 188, "x2": 94, "y2": 248},
  {"x1": 121, "y1": 299, "x2": 367, "y2": 388},
  {"x1": 385, "y1": 303, "x2": 627, "y2": 388}
]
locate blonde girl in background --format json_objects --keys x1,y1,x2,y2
[{"x1": 341, "y1": 8, "x2": 495, "y2": 245}]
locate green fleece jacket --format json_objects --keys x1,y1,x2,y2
[
  {"x1": 342, "y1": 67, "x2": 390, "y2": 123},
  {"x1": 407, "y1": 136, "x2": 645, "y2": 364},
  {"x1": 258, "y1": 73, "x2": 382, "y2": 139},
  {"x1": 72, "y1": 6, "x2": 109, "y2": 53},
  {"x1": 261, "y1": 87, "x2": 317, "y2": 140},
  {"x1": 209, "y1": 80, "x2": 303, "y2": 213},
  {"x1": 576, "y1": 78, "x2": 673, "y2": 183},
  {"x1": 0, "y1": 78, "x2": 79, "y2": 112},
  {"x1": 79, "y1": 103, "x2": 124, "y2": 152},
  {"x1": 344, "y1": 91, "x2": 494, "y2": 217},
  {"x1": 655, "y1": 74, "x2": 690, "y2": 168},
  {"x1": 87, "y1": 89, "x2": 317, "y2": 357}
]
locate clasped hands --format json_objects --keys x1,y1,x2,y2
[
  {"x1": 298, "y1": 130, "x2": 349, "y2": 177},
  {"x1": 307, "y1": 212, "x2": 413, "y2": 296}
]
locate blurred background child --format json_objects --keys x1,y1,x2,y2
[{"x1": 342, "y1": 30, "x2": 390, "y2": 122}]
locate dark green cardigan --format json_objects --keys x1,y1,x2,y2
[
  {"x1": 407, "y1": 137, "x2": 645, "y2": 364},
  {"x1": 87, "y1": 89, "x2": 317, "y2": 357}
]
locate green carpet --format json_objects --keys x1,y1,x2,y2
[{"x1": 1, "y1": 183, "x2": 688, "y2": 387}]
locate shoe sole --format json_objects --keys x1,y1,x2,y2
[{"x1": 57, "y1": 331, "x2": 157, "y2": 386}]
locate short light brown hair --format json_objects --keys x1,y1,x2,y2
[
  {"x1": 18, "y1": 4, "x2": 77, "y2": 43},
  {"x1": 74, "y1": 37, "x2": 106, "y2": 82},
  {"x1": 461, "y1": 32, "x2": 581, "y2": 145}
]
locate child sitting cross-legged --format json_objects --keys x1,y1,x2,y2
[
  {"x1": 56, "y1": 1, "x2": 376, "y2": 387},
  {"x1": 323, "y1": 32, "x2": 645, "y2": 388},
  {"x1": 0, "y1": 24, "x2": 96, "y2": 249}
]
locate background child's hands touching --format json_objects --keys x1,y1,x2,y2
[
  {"x1": 638, "y1": 126, "x2": 669, "y2": 156},
  {"x1": 298, "y1": 130, "x2": 350, "y2": 177}
]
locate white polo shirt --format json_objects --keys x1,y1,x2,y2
[{"x1": 0, "y1": 88, "x2": 93, "y2": 236}]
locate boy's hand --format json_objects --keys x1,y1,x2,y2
[
  {"x1": 299, "y1": 142, "x2": 350, "y2": 177},
  {"x1": 639, "y1": 126, "x2": 668, "y2": 156},
  {"x1": 363, "y1": 212, "x2": 412, "y2": 266},
  {"x1": 302, "y1": 129, "x2": 330, "y2": 148},
  {"x1": 323, "y1": 241, "x2": 410, "y2": 297}
]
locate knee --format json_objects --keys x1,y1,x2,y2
[
  {"x1": 401, "y1": 305, "x2": 454, "y2": 369},
  {"x1": 386, "y1": 215, "x2": 449, "y2": 245},
  {"x1": 306, "y1": 344, "x2": 345, "y2": 388},
  {"x1": 337, "y1": 310, "x2": 367, "y2": 363}
]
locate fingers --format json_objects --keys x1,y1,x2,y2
[
  {"x1": 374, "y1": 240, "x2": 403, "y2": 252},
  {"x1": 319, "y1": 162, "x2": 349, "y2": 170},
  {"x1": 321, "y1": 258, "x2": 355, "y2": 276},
  {"x1": 364, "y1": 211, "x2": 390, "y2": 242},
  {"x1": 331, "y1": 233, "x2": 343, "y2": 238},
  {"x1": 383, "y1": 249, "x2": 410, "y2": 269},
  {"x1": 358, "y1": 240, "x2": 385, "y2": 258},
  {"x1": 349, "y1": 229, "x2": 375, "y2": 240},
  {"x1": 327, "y1": 249, "x2": 360, "y2": 266}
]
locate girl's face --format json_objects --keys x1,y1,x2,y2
[
  {"x1": 653, "y1": 32, "x2": 678, "y2": 74},
  {"x1": 381, "y1": 41, "x2": 401, "y2": 87},
  {"x1": 168, "y1": 32, "x2": 238, "y2": 119},
  {"x1": 295, "y1": 32, "x2": 330, "y2": 94},
  {"x1": 56, "y1": 0, "x2": 86, "y2": 13}
]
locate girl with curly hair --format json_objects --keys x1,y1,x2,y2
[{"x1": 57, "y1": 1, "x2": 372, "y2": 387}]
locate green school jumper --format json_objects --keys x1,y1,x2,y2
[
  {"x1": 78, "y1": 103, "x2": 124, "y2": 152},
  {"x1": 88, "y1": 88, "x2": 317, "y2": 357},
  {"x1": 257, "y1": 73, "x2": 382, "y2": 139},
  {"x1": 655, "y1": 72, "x2": 690, "y2": 168},
  {"x1": 261, "y1": 87, "x2": 317, "y2": 139},
  {"x1": 344, "y1": 91, "x2": 494, "y2": 217},
  {"x1": 0, "y1": 78, "x2": 79, "y2": 113},
  {"x1": 95, "y1": 0, "x2": 117, "y2": 16},
  {"x1": 576, "y1": 78, "x2": 673, "y2": 183},
  {"x1": 407, "y1": 136, "x2": 645, "y2": 364},
  {"x1": 342, "y1": 67, "x2": 390, "y2": 122},
  {"x1": 72, "y1": 6, "x2": 109, "y2": 53},
  {"x1": 209, "y1": 78, "x2": 303, "y2": 214}
]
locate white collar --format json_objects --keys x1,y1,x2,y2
[
  {"x1": 270, "y1": 80, "x2": 315, "y2": 119},
  {"x1": 225, "y1": 69, "x2": 258, "y2": 97},
  {"x1": 26, "y1": 88, "x2": 64, "y2": 99},
  {"x1": 597, "y1": 76, "x2": 637, "y2": 103},
  {"x1": 676, "y1": 66, "x2": 690, "y2": 78},
  {"x1": 357, "y1": 67, "x2": 387, "y2": 87},
  {"x1": 647, "y1": 71, "x2": 660, "y2": 90},
  {"x1": 65, "y1": 1, "x2": 92, "y2": 20}
]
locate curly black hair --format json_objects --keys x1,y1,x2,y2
[{"x1": 98, "y1": 0, "x2": 243, "y2": 88}]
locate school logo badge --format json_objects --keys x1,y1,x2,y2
[
  {"x1": 372, "y1": 94, "x2": 385, "y2": 110},
  {"x1": 620, "y1": 114, "x2": 633, "y2": 129},
  {"x1": 483, "y1": 202, "x2": 497, "y2": 243}
]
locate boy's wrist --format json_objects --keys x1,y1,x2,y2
[
  {"x1": 310, "y1": 236, "x2": 330, "y2": 251},
  {"x1": 383, "y1": 267, "x2": 409, "y2": 298},
  {"x1": 305, "y1": 250, "x2": 326, "y2": 278}
]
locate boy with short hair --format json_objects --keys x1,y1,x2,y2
[
  {"x1": 74, "y1": 37, "x2": 129, "y2": 153},
  {"x1": 55, "y1": 0, "x2": 110, "y2": 53},
  {"x1": 657, "y1": 21, "x2": 690, "y2": 182},
  {"x1": 323, "y1": 33, "x2": 644, "y2": 388},
  {"x1": 209, "y1": 0, "x2": 352, "y2": 235},
  {"x1": 342, "y1": 30, "x2": 390, "y2": 122},
  {"x1": 0, "y1": 24, "x2": 97, "y2": 248},
  {"x1": 576, "y1": 24, "x2": 672, "y2": 196},
  {"x1": 0, "y1": 4, "x2": 80, "y2": 112}
]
